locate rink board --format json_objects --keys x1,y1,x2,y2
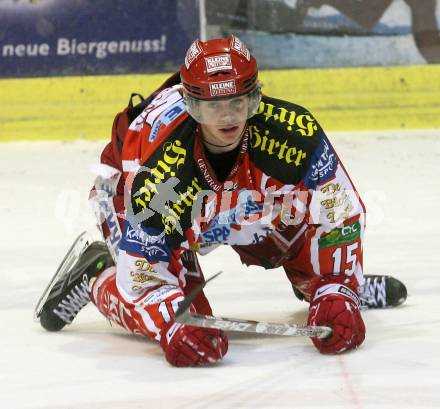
[{"x1": 1, "y1": 65, "x2": 439, "y2": 142}]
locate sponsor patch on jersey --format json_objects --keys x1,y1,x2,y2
[
  {"x1": 149, "y1": 100, "x2": 186, "y2": 142},
  {"x1": 120, "y1": 223, "x2": 170, "y2": 262},
  {"x1": 142, "y1": 284, "x2": 181, "y2": 305},
  {"x1": 204, "y1": 54, "x2": 233, "y2": 73},
  {"x1": 230, "y1": 35, "x2": 250, "y2": 61},
  {"x1": 201, "y1": 194, "x2": 263, "y2": 243},
  {"x1": 185, "y1": 40, "x2": 203, "y2": 69},
  {"x1": 209, "y1": 79, "x2": 236, "y2": 97},
  {"x1": 303, "y1": 138, "x2": 338, "y2": 188},
  {"x1": 130, "y1": 270, "x2": 166, "y2": 292},
  {"x1": 145, "y1": 86, "x2": 182, "y2": 128},
  {"x1": 318, "y1": 220, "x2": 361, "y2": 249}
]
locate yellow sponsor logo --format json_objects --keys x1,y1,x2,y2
[
  {"x1": 320, "y1": 182, "x2": 354, "y2": 223},
  {"x1": 321, "y1": 182, "x2": 341, "y2": 195},
  {"x1": 130, "y1": 271, "x2": 157, "y2": 284},
  {"x1": 162, "y1": 176, "x2": 203, "y2": 235},
  {"x1": 134, "y1": 140, "x2": 187, "y2": 210},
  {"x1": 134, "y1": 259, "x2": 155, "y2": 273},
  {"x1": 321, "y1": 195, "x2": 349, "y2": 210},
  {"x1": 321, "y1": 192, "x2": 348, "y2": 210},
  {"x1": 326, "y1": 203, "x2": 354, "y2": 224},
  {"x1": 249, "y1": 124, "x2": 307, "y2": 167},
  {"x1": 258, "y1": 101, "x2": 318, "y2": 137},
  {"x1": 130, "y1": 272, "x2": 166, "y2": 291},
  {"x1": 130, "y1": 261, "x2": 166, "y2": 290}
]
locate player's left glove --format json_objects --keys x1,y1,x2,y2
[
  {"x1": 307, "y1": 283, "x2": 365, "y2": 354},
  {"x1": 160, "y1": 321, "x2": 228, "y2": 367}
]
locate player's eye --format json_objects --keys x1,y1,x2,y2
[
  {"x1": 230, "y1": 98, "x2": 245, "y2": 109},
  {"x1": 206, "y1": 102, "x2": 219, "y2": 110}
]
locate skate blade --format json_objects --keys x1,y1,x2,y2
[{"x1": 33, "y1": 231, "x2": 94, "y2": 322}]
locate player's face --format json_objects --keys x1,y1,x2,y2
[{"x1": 199, "y1": 96, "x2": 248, "y2": 152}]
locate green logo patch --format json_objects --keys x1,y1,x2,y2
[{"x1": 319, "y1": 221, "x2": 361, "y2": 249}]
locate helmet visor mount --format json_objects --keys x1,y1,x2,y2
[{"x1": 183, "y1": 85, "x2": 261, "y2": 125}]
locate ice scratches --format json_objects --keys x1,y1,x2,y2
[{"x1": 175, "y1": 353, "x2": 312, "y2": 409}]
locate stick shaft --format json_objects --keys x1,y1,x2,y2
[{"x1": 176, "y1": 311, "x2": 332, "y2": 338}]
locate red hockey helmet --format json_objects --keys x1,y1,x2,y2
[{"x1": 181, "y1": 35, "x2": 261, "y2": 123}]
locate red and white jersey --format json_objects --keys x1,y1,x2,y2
[{"x1": 94, "y1": 84, "x2": 366, "y2": 341}]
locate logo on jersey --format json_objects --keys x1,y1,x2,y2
[
  {"x1": 130, "y1": 271, "x2": 165, "y2": 291},
  {"x1": 257, "y1": 101, "x2": 318, "y2": 137},
  {"x1": 149, "y1": 100, "x2": 186, "y2": 142},
  {"x1": 249, "y1": 125, "x2": 307, "y2": 167},
  {"x1": 209, "y1": 80, "x2": 236, "y2": 97},
  {"x1": 120, "y1": 224, "x2": 170, "y2": 262},
  {"x1": 320, "y1": 182, "x2": 350, "y2": 212},
  {"x1": 303, "y1": 138, "x2": 338, "y2": 188},
  {"x1": 205, "y1": 54, "x2": 232, "y2": 73},
  {"x1": 318, "y1": 220, "x2": 361, "y2": 249},
  {"x1": 161, "y1": 176, "x2": 203, "y2": 235},
  {"x1": 201, "y1": 195, "x2": 263, "y2": 243},
  {"x1": 133, "y1": 139, "x2": 187, "y2": 211}
]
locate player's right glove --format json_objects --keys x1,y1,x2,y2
[
  {"x1": 160, "y1": 321, "x2": 228, "y2": 367},
  {"x1": 307, "y1": 282, "x2": 366, "y2": 354}
]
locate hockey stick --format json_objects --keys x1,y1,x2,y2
[{"x1": 175, "y1": 272, "x2": 332, "y2": 339}]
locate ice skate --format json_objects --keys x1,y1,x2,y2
[
  {"x1": 36, "y1": 235, "x2": 114, "y2": 331},
  {"x1": 359, "y1": 275, "x2": 407, "y2": 309},
  {"x1": 292, "y1": 274, "x2": 407, "y2": 309}
]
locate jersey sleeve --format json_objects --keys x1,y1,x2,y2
[
  {"x1": 113, "y1": 85, "x2": 209, "y2": 342},
  {"x1": 282, "y1": 127, "x2": 366, "y2": 297}
]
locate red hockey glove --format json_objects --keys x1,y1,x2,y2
[
  {"x1": 307, "y1": 283, "x2": 365, "y2": 354},
  {"x1": 160, "y1": 321, "x2": 228, "y2": 367}
]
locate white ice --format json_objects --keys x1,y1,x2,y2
[{"x1": 1, "y1": 130, "x2": 440, "y2": 409}]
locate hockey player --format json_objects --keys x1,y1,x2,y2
[{"x1": 37, "y1": 35, "x2": 407, "y2": 367}]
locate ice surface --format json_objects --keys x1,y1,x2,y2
[{"x1": 1, "y1": 130, "x2": 440, "y2": 409}]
